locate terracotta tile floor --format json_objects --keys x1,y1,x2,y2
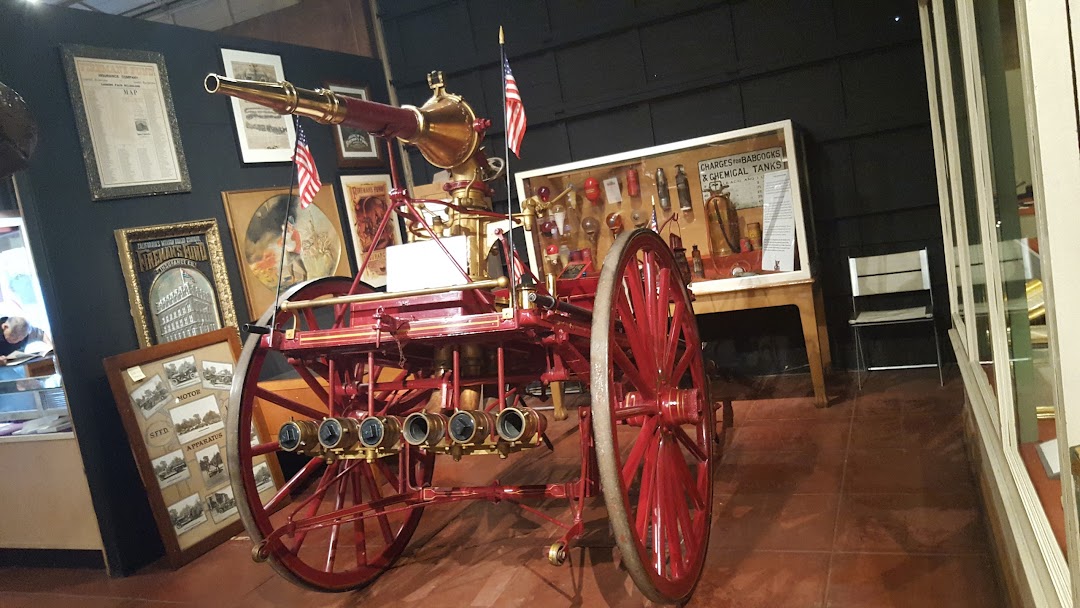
[{"x1": 0, "y1": 369, "x2": 1005, "y2": 607}]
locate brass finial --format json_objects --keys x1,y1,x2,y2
[{"x1": 426, "y1": 71, "x2": 445, "y2": 96}]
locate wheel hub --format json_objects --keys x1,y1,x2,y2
[{"x1": 623, "y1": 387, "x2": 703, "y2": 427}]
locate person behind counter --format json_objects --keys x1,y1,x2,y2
[{"x1": 0, "y1": 315, "x2": 49, "y2": 364}]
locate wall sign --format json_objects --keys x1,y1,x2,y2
[
  {"x1": 61, "y1": 44, "x2": 191, "y2": 200},
  {"x1": 697, "y1": 147, "x2": 784, "y2": 209}
]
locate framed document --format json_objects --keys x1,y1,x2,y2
[
  {"x1": 114, "y1": 219, "x2": 238, "y2": 348},
  {"x1": 103, "y1": 328, "x2": 282, "y2": 568},
  {"x1": 220, "y1": 187, "x2": 350, "y2": 320},
  {"x1": 219, "y1": 48, "x2": 296, "y2": 163},
  {"x1": 60, "y1": 45, "x2": 191, "y2": 201},
  {"x1": 339, "y1": 174, "x2": 401, "y2": 288},
  {"x1": 325, "y1": 83, "x2": 384, "y2": 168}
]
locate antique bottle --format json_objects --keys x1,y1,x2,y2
[
  {"x1": 655, "y1": 167, "x2": 671, "y2": 211},
  {"x1": 626, "y1": 168, "x2": 640, "y2": 198},
  {"x1": 691, "y1": 245, "x2": 705, "y2": 278},
  {"x1": 675, "y1": 164, "x2": 693, "y2": 212},
  {"x1": 581, "y1": 215, "x2": 600, "y2": 248},
  {"x1": 745, "y1": 221, "x2": 762, "y2": 250}
]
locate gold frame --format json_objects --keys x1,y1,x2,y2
[
  {"x1": 220, "y1": 186, "x2": 351, "y2": 321},
  {"x1": 115, "y1": 219, "x2": 237, "y2": 348}
]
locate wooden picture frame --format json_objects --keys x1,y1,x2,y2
[
  {"x1": 114, "y1": 219, "x2": 238, "y2": 348},
  {"x1": 220, "y1": 186, "x2": 351, "y2": 321},
  {"x1": 219, "y1": 48, "x2": 296, "y2": 164},
  {"x1": 339, "y1": 174, "x2": 401, "y2": 288},
  {"x1": 102, "y1": 328, "x2": 282, "y2": 568},
  {"x1": 60, "y1": 44, "x2": 191, "y2": 200},
  {"x1": 325, "y1": 83, "x2": 385, "y2": 168}
]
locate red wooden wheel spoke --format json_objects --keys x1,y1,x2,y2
[
  {"x1": 616, "y1": 292, "x2": 654, "y2": 375},
  {"x1": 265, "y1": 458, "x2": 322, "y2": 513},
  {"x1": 251, "y1": 441, "x2": 280, "y2": 457},
  {"x1": 653, "y1": 268, "x2": 671, "y2": 360},
  {"x1": 253, "y1": 387, "x2": 326, "y2": 421},
  {"x1": 376, "y1": 460, "x2": 401, "y2": 493},
  {"x1": 671, "y1": 425, "x2": 708, "y2": 463},
  {"x1": 611, "y1": 346, "x2": 654, "y2": 399},
  {"x1": 668, "y1": 437, "x2": 705, "y2": 510},
  {"x1": 663, "y1": 299, "x2": 687, "y2": 374},
  {"x1": 302, "y1": 309, "x2": 320, "y2": 331},
  {"x1": 291, "y1": 461, "x2": 342, "y2": 555},
  {"x1": 669, "y1": 348, "x2": 695, "y2": 389},
  {"x1": 359, "y1": 465, "x2": 395, "y2": 545},
  {"x1": 658, "y1": 444, "x2": 684, "y2": 579},
  {"x1": 634, "y1": 434, "x2": 662, "y2": 539},
  {"x1": 352, "y1": 469, "x2": 367, "y2": 567},
  {"x1": 293, "y1": 364, "x2": 330, "y2": 405},
  {"x1": 622, "y1": 262, "x2": 656, "y2": 364},
  {"x1": 664, "y1": 439, "x2": 698, "y2": 549},
  {"x1": 621, "y1": 417, "x2": 660, "y2": 486},
  {"x1": 325, "y1": 472, "x2": 349, "y2": 572}
]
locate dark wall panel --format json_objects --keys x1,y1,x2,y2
[
  {"x1": 0, "y1": 0, "x2": 391, "y2": 575},
  {"x1": 380, "y1": 0, "x2": 944, "y2": 374}
]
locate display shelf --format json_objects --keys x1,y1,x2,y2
[{"x1": 515, "y1": 120, "x2": 814, "y2": 294}]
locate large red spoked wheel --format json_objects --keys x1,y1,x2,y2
[
  {"x1": 590, "y1": 229, "x2": 714, "y2": 604},
  {"x1": 228, "y1": 276, "x2": 435, "y2": 592}
]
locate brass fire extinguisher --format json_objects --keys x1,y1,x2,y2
[{"x1": 704, "y1": 186, "x2": 740, "y2": 257}]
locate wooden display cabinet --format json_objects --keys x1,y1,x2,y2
[{"x1": 515, "y1": 120, "x2": 815, "y2": 296}]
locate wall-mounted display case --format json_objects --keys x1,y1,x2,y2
[{"x1": 515, "y1": 120, "x2": 814, "y2": 294}]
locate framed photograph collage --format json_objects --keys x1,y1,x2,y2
[{"x1": 103, "y1": 327, "x2": 282, "y2": 567}]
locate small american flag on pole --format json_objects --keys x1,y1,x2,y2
[
  {"x1": 293, "y1": 123, "x2": 322, "y2": 209},
  {"x1": 503, "y1": 55, "x2": 527, "y2": 158}
]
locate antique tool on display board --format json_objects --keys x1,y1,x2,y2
[{"x1": 204, "y1": 52, "x2": 717, "y2": 605}]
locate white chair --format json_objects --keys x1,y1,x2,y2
[{"x1": 848, "y1": 248, "x2": 943, "y2": 388}]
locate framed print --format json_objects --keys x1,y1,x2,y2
[
  {"x1": 60, "y1": 44, "x2": 191, "y2": 201},
  {"x1": 114, "y1": 219, "x2": 238, "y2": 348},
  {"x1": 339, "y1": 174, "x2": 401, "y2": 288},
  {"x1": 102, "y1": 328, "x2": 282, "y2": 568},
  {"x1": 221, "y1": 187, "x2": 350, "y2": 320},
  {"x1": 219, "y1": 48, "x2": 296, "y2": 163},
  {"x1": 325, "y1": 83, "x2": 384, "y2": 168}
]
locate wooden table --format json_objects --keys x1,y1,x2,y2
[{"x1": 692, "y1": 278, "x2": 832, "y2": 407}]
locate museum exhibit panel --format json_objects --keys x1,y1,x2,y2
[{"x1": 11, "y1": 0, "x2": 1080, "y2": 604}]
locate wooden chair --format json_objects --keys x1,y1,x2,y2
[{"x1": 848, "y1": 248, "x2": 943, "y2": 389}]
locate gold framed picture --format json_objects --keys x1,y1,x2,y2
[
  {"x1": 114, "y1": 219, "x2": 238, "y2": 348},
  {"x1": 220, "y1": 186, "x2": 351, "y2": 321},
  {"x1": 325, "y1": 83, "x2": 385, "y2": 168},
  {"x1": 102, "y1": 328, "x2": 282, "y2": 568},
  {"x1": 339, "y1": 174, "x2": 401, "y2": 288}
]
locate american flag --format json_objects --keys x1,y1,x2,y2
[
  {"x1": 503, "y1": 56, "x2": 527, "y2": 158},
  {"x1": 293, "y1": 123, "x2": 321, "y2": 209}
]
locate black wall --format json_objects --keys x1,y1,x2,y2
[
  {"x1": 0, "y1": 0, "x2": 390, "y2": 574},
  {"x1": 380, "y1": 0, "x2": 947, "y2": 375}
]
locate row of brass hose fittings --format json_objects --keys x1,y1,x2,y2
[{"x1": 277, "y1": 406, "x2": 548, "y2": 463}]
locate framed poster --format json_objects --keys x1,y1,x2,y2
[
  {"x1": 219, "y1": 48, "x2": 296, "y2": 163},
  {"x1": 60, "y1": 44, "x2": 191, "y2": 201},
  {"x1": 325, "y1": 83, "x2": 384, "y2": 168},
  {"x1": 102, "y1": 328, "x2": 282, "y2": 568},
  {"x1": 114, "y1": 219, "x2": 238, "y2": 348},
  {"x1": 339, "y1": 174, "x2": 401, "y2": 288},
  {"x1": 221, "y1": 187, "x2": 350, "y2": 320}
]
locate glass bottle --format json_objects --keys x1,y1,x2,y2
[{"x1": 691, "y1": 245, "x2": 705, "y2": 279}]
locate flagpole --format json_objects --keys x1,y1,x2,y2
[
  {"x1": 271, "y1": 116, "x2": 303, "y2": 324},
  {"x1": 500, "y1": 26, "x2": 518, "y2": 312}
]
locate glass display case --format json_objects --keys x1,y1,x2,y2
[{"x1": 515, "y1": 120, "x2": 814, "y2": 294}]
